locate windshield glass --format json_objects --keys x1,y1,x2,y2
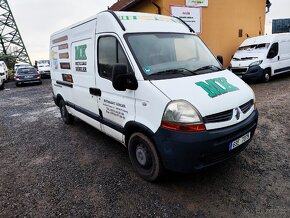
[
  {"x1": 126, "y1": 33, "x2": 221, "y2": 80},
  {"x1": 238, "y1": 43, "x2": 270, "y2": 52}
]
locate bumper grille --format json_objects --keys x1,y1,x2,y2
[
  {"x1": 240, "y1": 100, "x2": 254, "y2": 114},
  {"x1": 231, "y1": 68, "x2": 248, "y2": 75},
  {"x1": 204, "y1": 100, "x2": 254, "y2": 124},
  {"x1": 204, "y1": 109, "x2": 233, "y2": 123}
]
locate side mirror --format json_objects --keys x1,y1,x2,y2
[
  {"x1": 112, "y1": 64, "x2": 138, "y2": 91},
  {"x1": 217, "y1": 55, "x2": 224, "y2": 66},
  {"x1": 267, "y1": 50, "x2": 276, "y2": 59}
]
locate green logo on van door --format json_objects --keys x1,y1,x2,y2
[
  {"x1": 196, "y1": 77, "x2": 239, "y2": 98},
  {"x1": 75, "y1": 45, "x2": 87, "y2": 60}
]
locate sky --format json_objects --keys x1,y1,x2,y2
[
  {"x1": 8, "y1": 0, "x2": 117, "y2": 63},
  {"x1": 6, "y1": 0, "x2": 290, "y2": 63}
]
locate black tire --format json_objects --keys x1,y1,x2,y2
[
  {"x1": 59, "y1": 99, "x2": 74, "y2": 125},
  {"x1": 128, "y1": 133, "x2": 164, "y2": 182},
  {"x1": 15, "y1": 83, "x2": 20, "y2": 87},
  {"x1": 262, "y1": 69, "x2": 271, "y2": 83},
  {"x1": 0, "y1": 84, "x2": 4, "y2": 90},
  {"x1": 38, "y1": 81, "x2": 42, "y2": 85}
]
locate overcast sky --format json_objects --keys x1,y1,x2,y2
[{"x1": 7, "y1": 0, "x2": 290, "y2": 63}]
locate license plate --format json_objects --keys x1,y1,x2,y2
[
  {"x1": 229, "y1": 132, "x2": 251, "y2": 151},
  {"x1": 25, "y1": 75, "x2": 33, "y2": 79}
]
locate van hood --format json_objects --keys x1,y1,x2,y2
[
  {"x1": 150, "y1": 70, "x2": 254, "y2": 117},
  {"x1": 231, "y1": 51, "x2": 265, "y2": 67}
]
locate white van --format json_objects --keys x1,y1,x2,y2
[
  {"x1": 50, "y1": 11, "x2": 258, "y2": 181},
  {"x1": 230, "y1": 33, "x2": 290, "y2": 82},
  {"x1": 36, "y1": 60, "x2": 51, "y2": 77},
  {"x1": 0, "y1": 61, "x2": 8, "y2": 82}
]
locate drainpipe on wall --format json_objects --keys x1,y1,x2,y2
[{"x1": 151, "y1": 0, "x2": 161, "y2": 14}]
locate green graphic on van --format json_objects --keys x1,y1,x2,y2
[
  {"x1": 75, "y1": 45, "x2": 87, "y2": 60},
  {"x1": 196, "y1": 77, "x2": 239, "y2": 98}
]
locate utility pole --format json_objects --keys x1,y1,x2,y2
[{"x1": 0, "y1": 0, "x2": 31, "y2": 66}]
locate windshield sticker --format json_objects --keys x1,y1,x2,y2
[
  {"x1": 144, "y1": 67, "x2": 151, "y2": 73},
  {"x1": 119, "y1": 15, "x2": 178, "y2": 23},
  {"x1": 196, "y1": 77, "x2": 239, "y2": 98}
]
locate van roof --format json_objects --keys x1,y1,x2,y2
[
  {"x1": 52, "y1": 11, "x2": 191, "y2": 37},
  {"x1": 241, "y1": 33, "x2": 290, "y2": 46}
]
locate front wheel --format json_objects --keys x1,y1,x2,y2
[
  {"x1": 59, "y1": 99, "x2": 74, "y2": 124},
  {"x1": 262, "y1": 69, "x2": 271, "y2": 83},
  {"x1": 128, "y1": 133, "x2": 164, "y2": 182}
]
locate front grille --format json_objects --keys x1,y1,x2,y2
[
  {"x1": 204, "y1": 109, "x2": 233, "y2": 123},
  {"x1": 231, "y1": 68, "x2": 248, "y2": 75},
  {"x1": 239, "y1": 100, "x2": 254, "y2": 114}
]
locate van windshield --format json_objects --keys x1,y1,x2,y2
[
  {"x1": 125, "y1": 33, "x2": 222, "y2": 80},
  {"x1": 238, "y1": 43, "x2": 270, "y2": 52}
]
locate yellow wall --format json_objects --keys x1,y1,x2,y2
[{"x1": 128, "y1": 0, "x2": 266, "y2": 66}]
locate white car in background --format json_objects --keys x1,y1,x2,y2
[
  {"x1": 0, "y1": 76, "x2": 4, "y2": 90},
  {"x1": 36, "y1": 60, "x2": 50, "y2": 78},
  {"x1": 0, "y1": 61, "x2": 8, "y2": 82}
]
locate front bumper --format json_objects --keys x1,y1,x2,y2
[
  {"x1": 153, "y1": 110, "x2": 258, "y2": 173},
  {"x1": 232, "y1": 66, "x2": 264, "y2": 81},
  {"x1": 16, "y1": 78, "x2": 41, "y2": 84}
]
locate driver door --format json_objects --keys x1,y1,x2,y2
[{"x1": 95, "y1": 34, "x2": 135, "y2": 143}]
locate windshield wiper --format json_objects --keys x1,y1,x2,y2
[
  {"x1": 191, "y1": 65, "x2": 223, "y2": 74},
  {"x1": 148, "y1": 68, "x2": 197, "y2": 77}
]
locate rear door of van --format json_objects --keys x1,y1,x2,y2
[{"x1": 95, "y1": 33, "x2": 135, "y2": 143}]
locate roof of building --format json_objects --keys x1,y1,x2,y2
[{"x1": 110, "y1": 0, "x2": 142, "y2": 11}]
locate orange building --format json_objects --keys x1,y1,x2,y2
[{"x1": 110, "y1": 0, "x2": 269, "y2": 66}]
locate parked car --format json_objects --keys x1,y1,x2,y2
[
  {"x1": 14, "y1": 66, "x2": 42, "y2": 86},
  {"x1": 14, "y1": 62, "x2": 31, "y2": 73},
  {"x1": 230, "y1": 33, "x2": 290, "y2": 82},
  {"x1": 0, "y1": 61, "x2": 8, "y2": 82},
  {"x1": 0, "y1": 76, "x2": 4, "y2": 90},
  {"x1": 36, "y1": 60, "x2": 51, "y2": 78}
]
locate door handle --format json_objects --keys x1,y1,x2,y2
[
  {"x1": 278, "y1": 56, "x2": 280, "y2": 61},
  {"x1": 90, "y1": 88, "x2": 101, "y2": 96}
]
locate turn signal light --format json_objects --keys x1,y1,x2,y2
[{"x1": 161, "y1": 121, "x2": 206, "y2": 132}]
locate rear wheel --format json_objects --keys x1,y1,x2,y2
[
  {"x1": 128, "y1": 133, "x2": 163, "y2": 182},
  {"x1": 262, "y1": 69, "x2": 271, "y2": 83},
  {"x1": 59, "y1": 99, "x2": 74, "y2": 124},
  {"x1": 0, "y1": 83, "x2": 4, "y2": 90}
]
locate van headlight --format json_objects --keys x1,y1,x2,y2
[
  {"x1": 249, "y1": 60, "x2": 263, "y2": 67},
  {"x1": 161, "y1": 100, "x2": 206, "y2": 132}
]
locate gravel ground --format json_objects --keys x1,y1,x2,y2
[{"x1": 0, "y1": 77, "x2": 289, "y2": 217}]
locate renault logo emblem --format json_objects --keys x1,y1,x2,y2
[{"x1": 234, "y1": 108, "x2": 241, "y2": 120}]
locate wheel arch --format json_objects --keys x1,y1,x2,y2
[{"x1": 124, "y1": 121, "x2": 155, "y2": 147}]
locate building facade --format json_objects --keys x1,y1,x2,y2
[{"x1": 110, "y1": 0, "x2": 268, "y2": 66}]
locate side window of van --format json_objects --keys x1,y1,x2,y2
[
  {"x1": 98, "y1": 36, "x2": 130, "y2": 80},
  {"x1": 267, "y1": 42, "x2": 279, "y2": 58}
]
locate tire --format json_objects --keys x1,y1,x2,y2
[
  {"x1": 59, "y1": 99, "x2": 74, "y2": 124},
  {"x1": 128, "y1": 133, "x2": 164, "y2": 182},
  {"x1": 16, "y1": 83, "x2": 20, "y2": 87},
  {"x1": 38, "y1": 81, "x2": 42, "y2": 85},
  {"x1": 0, "y1": 84, "x2": 4, "y2": 90},
  {"x1": 262, "y1": 69, "x2": 271, "y2": 83}
]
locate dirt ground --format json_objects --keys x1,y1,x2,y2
[{"x1": 0, "y1": 76, "x2": 289, "y2": 217}]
